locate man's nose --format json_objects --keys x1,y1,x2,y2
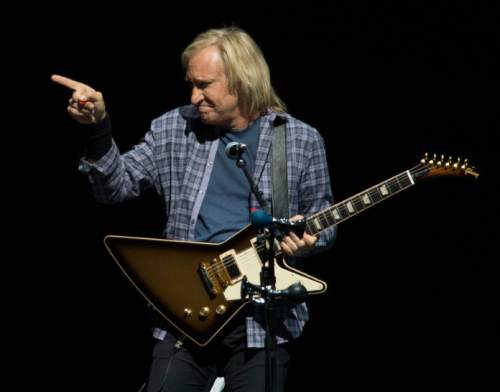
[{"x1": 191, "y1": 87, "x2": 203, "y2": 105}]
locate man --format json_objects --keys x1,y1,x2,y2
[{"x1": 52, "y1": 26, "x2": 336, "y2": 392}]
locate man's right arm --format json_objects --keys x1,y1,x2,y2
[{"x1": 52, "y1": 74, "x2": 158, "y2": 204}]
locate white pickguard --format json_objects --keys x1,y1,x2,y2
[{"x1": 223, "y1": 246, "x2": 325, "y2": 301}]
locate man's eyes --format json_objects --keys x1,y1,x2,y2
[{"x1": 188, "y1": 81, "x2": 211, "y2": 89}]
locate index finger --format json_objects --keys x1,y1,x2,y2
[{"x1": 51, "y1": 74, "x2": 83, "y2": 90}]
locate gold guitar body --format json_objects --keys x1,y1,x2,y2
[{"x1": 104, "y1": 225, "x2": 326, "y2": 346}]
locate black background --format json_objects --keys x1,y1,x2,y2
[{"x1": 16, "y1": 3, "x2": 498, "y2": 391}]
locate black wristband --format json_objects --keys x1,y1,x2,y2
[{"x1": 85, "y1": 115, "x2": 112, "y2": 161}]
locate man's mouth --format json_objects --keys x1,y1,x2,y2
[{"x1": 198, "y1": 107, "x2": 213, "y2": 115}]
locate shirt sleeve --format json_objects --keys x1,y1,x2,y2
[
  {"x1": 78, "y1": 127, "x2": 160, "y2": 204},
  {"x1": 297, "y1": 128, "x2": 337, "y2": 256}
]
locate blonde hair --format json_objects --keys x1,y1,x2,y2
[{"x1": 181, "y1": 26, "x2": 287, "y2": 117}]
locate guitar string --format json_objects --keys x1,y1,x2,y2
[
  {"x1": 204, "y1": 248, "x2": 260, "y2": 283},
  {"x1": 306, "y1": 166, "x2": 420, "y2": 231},
  {"x1": 204, "y1": 164, "x2": 435, "y2": 278},
  {"x1": 204, "y1": 165, "x2": 428, "y2": 278}
]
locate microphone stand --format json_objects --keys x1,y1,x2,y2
[{"x1": 229, "y1": 147, "x2": 306, "y2": 392}]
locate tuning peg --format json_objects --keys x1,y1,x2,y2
[
  {"x1": 437, "y1": 154, "x2": 444, "y2": 166},
  {"x1": 429, "y1": 153, "x2": 436, "y2": 166},
  {"x1": 453, "y1": 157, "x2": 461, "y2": 169},
  {"x1": 461, "y1": 158, "x2": 469, "y2": 170},
  {"x1": 445, "y1": 156, "x2": 452, "y2": 168},
  {"x1": 421, "y1": 152, "x2": 429, "y2": 164}
]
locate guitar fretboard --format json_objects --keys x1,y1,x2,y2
[{"x1": 305, "y1": 170, "x2": 416, "y2": 236}]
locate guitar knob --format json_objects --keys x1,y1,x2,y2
[
  {"x1": 216, "y1": 305, "x2": 227, "y2": 315},
  {"x1": 183, "y1": 308, "x2": 192, "y2": 317},
  {"x1": 199, "y1": 306, "x2": 210, "y2": 317}
]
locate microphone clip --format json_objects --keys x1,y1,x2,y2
[
  {"x1": 225, "y1": 142, "x2": 247, "y2": 160},
  {"x1": 241, "y1": 276, "x2": 307, "y2": 305},
  {"x1": 251, "y1": 209, "x2": 306, "y2": 238}
]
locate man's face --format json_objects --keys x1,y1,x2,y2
[{"x1": 186, "y1": 46, "x2": 243, "y2": 129}]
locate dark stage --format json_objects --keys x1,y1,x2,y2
[{"x1": 22, "y1": 3, "x2": 497, "y2": 391}]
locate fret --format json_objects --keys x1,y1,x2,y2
[
  {"x1": 406, "y1": 170, "x2": 415, "y2": 185},
  {"x1": 387, "y1": 179, "x2": 400, "y2": 193},
  {"x1": 379, "y1": 183, "x2": 390, "y2": 196},
  {"x1": 305, "y1": 220, "x2": 314, "y2": 235},
  {"x1": 323, "y1": 210, "x2": 336, "y2": 226},
  {"x1": 310, "y1": 216, "x2": 323, "y2": 232},
  {"x1": 360, "y1": 192, "x2": 372, "y2": 206},
  {"x1": 368, "y1": 187, "x2": 382, "y2": 203},
  {"x1": 398, "y1": 172, "x2": 413, "y2": 188},
  {"x1": 318, "y1": 212, "x2": 330, "y2": 228},
  {"x1": 352, "y1": 196, "x2": 365, "y2": 211},
  {"x1": 337, "y1": 203, "x2": 350, "y2": 219},
  {"x1": 345, "y1": 200, "x2": 356, "y2": 214},
  {"x1": 306, "y1": 213, "x2": 329, "y2": 236}
]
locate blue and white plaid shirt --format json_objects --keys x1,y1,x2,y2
[{"x1": 79, "y1": 105, "x2": 336, "y2": 348}]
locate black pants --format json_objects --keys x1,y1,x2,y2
[{"x1": 146, "y1": 330, "x2": 291, "y2": 392}]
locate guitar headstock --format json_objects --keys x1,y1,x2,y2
[{"x1": 417, "y1": 153, "x2": 480, "y2": 179}]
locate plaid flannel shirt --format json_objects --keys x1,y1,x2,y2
[{"x1": 79, "y1": 105, "x2": 336, "y2": 348}]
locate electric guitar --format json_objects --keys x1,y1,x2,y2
[{"x1": 103, "y1": 154, "x2": 479, "y2": 346}]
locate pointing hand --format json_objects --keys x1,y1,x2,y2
[{"x1": 51, "y1": 74, "x2": 107, "y2": 124}]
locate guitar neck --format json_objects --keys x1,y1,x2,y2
[{"x1": 305, "y1": 166, "x2": 423, "y2": 236}]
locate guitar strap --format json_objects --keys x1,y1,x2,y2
[{"x1": 271, "y1": 119, "x2": 288, "y2": 219}]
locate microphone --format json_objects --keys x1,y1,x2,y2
[
  {"x1": 240, "y1": 276, "x2": 308, "y2": 304},
  {"x1": 268, "y1": 282, "x2": 308, "y2": 304},
  {"x1": 250, "y1": 208, "x2": 274, "y2": 226},
  {"x1": 251, "y1": 209, "x2": 306, "y2": 237},
  {"x1": 225, "y1": 142, "x2": 247, "y2": 159}
]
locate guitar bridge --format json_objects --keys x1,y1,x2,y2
[
  {"x1": 198, "y1": 262, "x2": 219, "y2": 297},
  {"x1": 198, "y1": 250, "x2": 242, "y2": 297}
]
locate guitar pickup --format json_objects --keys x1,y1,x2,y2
[
  {"x1": 217, "y1": 250, "x2": 242, "y2": 285},
  {"x1": 198, "y1": 251, "x2": 242, "y2": 298}
]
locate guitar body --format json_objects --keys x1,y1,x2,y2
[{"x1": 104, "y1": 225, "x2": 326, "y2": 346}]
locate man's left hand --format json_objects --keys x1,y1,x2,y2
[{"x1": 280, "y1": 215, "x2": 318, "y2": 256}]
